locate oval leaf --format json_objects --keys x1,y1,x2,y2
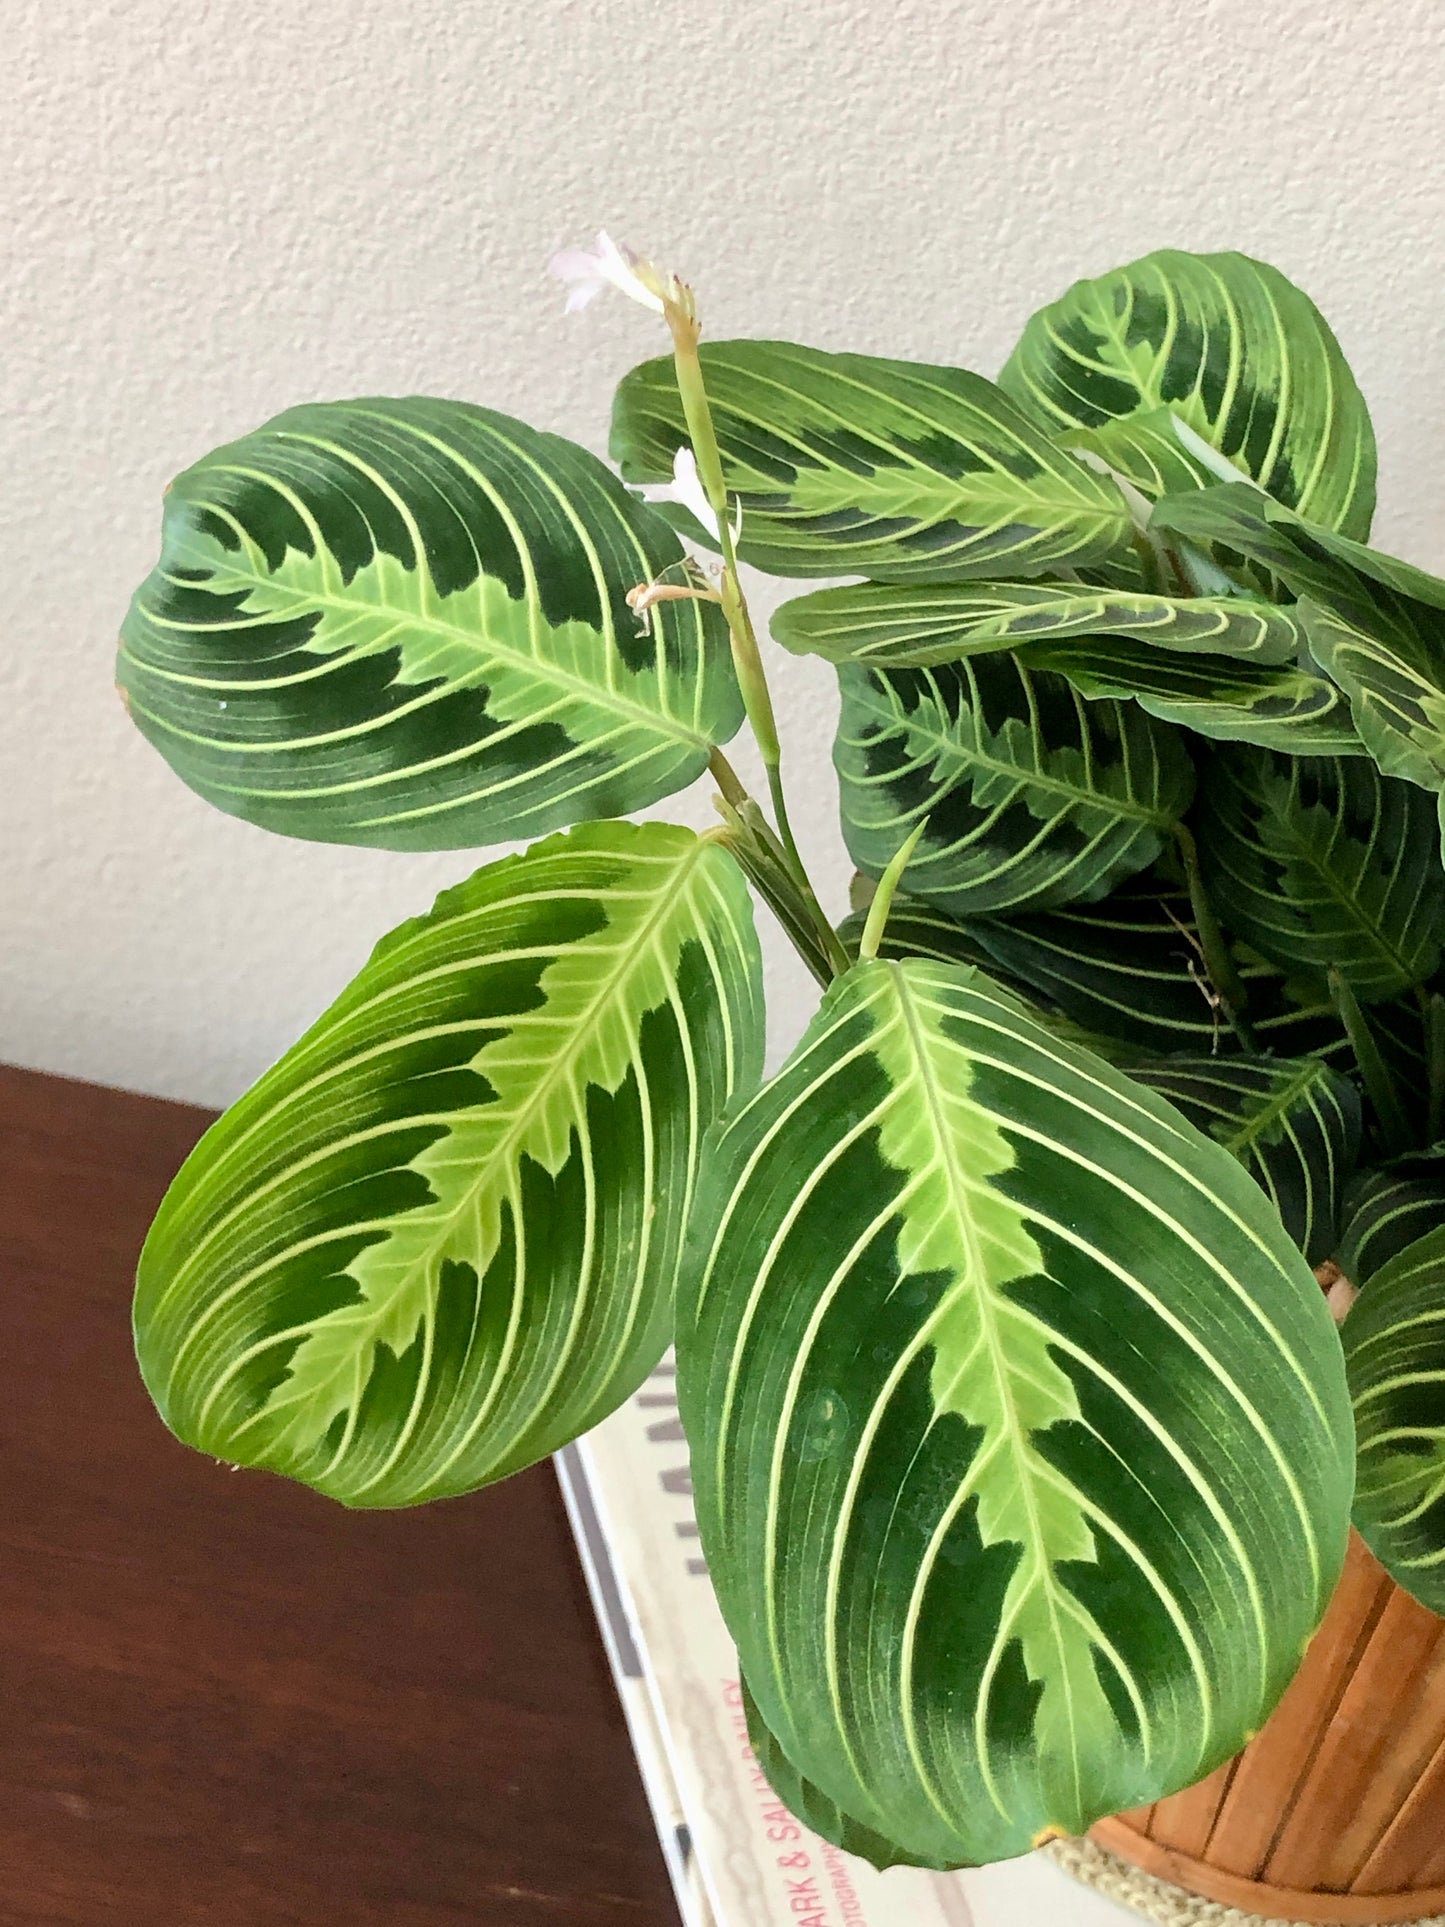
[
  {"x1": 1345, "y1": 1225, "x2": 1445, "y2": 1612},
  {"x1": 118, "y1": 398, "x2": 743, "y2": 850},
  {"x1": 773, "y1": 581, "x2": 1299, "y2": 669},
  {"x1": 1152, "y1": 485, "x2": 1445, "y2": 794},
  {"x1": 1126, "y1": 1055, "x2": 1361, "y2": 1266},
  {"x1": 1302, "y1": 597, "x2": 1445, "y2": 798},
  {"x1": 610, "y1": 341, "x2": 1131, "y2": 581},
  {"x1": 135, "y1": 820, "x2": 763, "y2": 1506},
  {"x1": 679, "y1": 959, "x2": 1352, "y2": 1866},
  {"x1": 1000, "y1": 250, "x2": 1376, "y2": 536},
  {"x1": 1339, "y1": 1148, "x2": 1445, "y2": 1287},
  {"x1": 1199, "y1": 745, "x2": 1445, "y2": 1002},
  {"x1": 1017, "y1": 635, "x2": 1363, "y2": 757},
  {"x1": 836, "y1": 656, "x2": 1195, "y2": 916}
]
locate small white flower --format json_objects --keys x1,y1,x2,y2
[
  {"x1": 548, "y1": 230, "x2": 666, "y2": 315},
  {"x1": 636, "y1": 446, "x2": 742, "y2": 548}
]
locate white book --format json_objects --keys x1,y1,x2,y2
[{"x1": 556, "y1": 1356, "x2": 1140, "y2": 1927}]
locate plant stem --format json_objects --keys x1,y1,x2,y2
[
  {"x1": 711, "y1": 797, "x2": 834, "y2": 989},
  {"x1": 858, "y1": 822, "x2": 928, "y2": 962},
  {"x1": 667, "y1": 315, "x2": 782, "y2": 761},
  {"x1": 708, "y1": 751, "x2": 851, "y2": 983},
  {"x1": 1173, "y1": 823, "x2": 1255, "y2": 1049},
  {"x1": 1333, "y1": 969, "x2": 1413, "y2": 1156},
  {"x1": 707, "y1": 745, "x2": 748, "y2": 809},
  {"x1": 667, "y1": 308, "x2": 849, "y2": 982}
]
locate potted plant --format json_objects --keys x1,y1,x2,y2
[{"x1": 118, "y1": 238, "x2": 1445, "y2": 1922}]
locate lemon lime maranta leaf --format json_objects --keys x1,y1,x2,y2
[
  {"x1": 118, "y1": 397, "x2": 742, "y2": 851},
  {"x1": 1015, "y1": 635, "x2": 1363, "y2": 759},
  {"x1": 1339, "y1": 1149, "x2": 1445, "y2": 1290},
  {"x1": 772, "y1": 580, "x2": 1299, "y2": 670},
  {"x1": 610, "y1": 340, "x2": 1132, "y2": 582},
  {"x1": 135, "y1": 821, "x2": 763, "y2": 1507},
  {"x1": 1198, "y1": 745, "x2": 1445, "y2": 1004},
  {"x1": 1153, "y1": 484, "x2": 1445, "y2": 799},
  {"x1": 835, "y1": 655, "x2": 1195, "y2": 917},
  {"x1": 1125, "y1": 1055, "x2": 1361, "y2": 1267},
  {"x1": 1344, "y1": 1225, "x2": 1445, "y2": 1613},
  {"x1": 678, "y1": 958, "x2": 1351, "y2": 1867},
  {"x1": 1000, "y1": 250, "x2": 1376, "y2": 537}
]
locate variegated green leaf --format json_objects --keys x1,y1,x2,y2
[
  {"x1": 679, "y1": 959, "x2": 1351, "y2": 1866},
  {"x1": 740, "y1": 1676, "x2": 945, "y2": 1873},
  {"x1": 1303, "y1": 597, "x2": 1445, "y2": 799},
  {"x1": 1344, "y1": 1225, "x2": 1445, "y2": 1612},
  {"x1": 772, "y1": 580, "x2": 1299, "y2": 669},
  {"x1": 610, "y1": 341, "x2": 1132, "y2": 581},
  {"x1": 836, "y1": 657, "x2": 1195, "y2": 917},
  {"x1": 1126, "y1": 1055, "x2": 1361, "y2": 1266},
  {"x1": 1153, "y1": 485, "x2": 1445, "y2": 797},
  {"x1": 1000, "y1": 250, "x2": 1376, "y2": 536},
  {"x1": 845, "y1": 876, "x2": 1351, "y2": 1061},
  {"x1": 1153, "y1": 483, "x2": 1445, "y2": 615},
  {"x1": 1017, "y1": 635, "x2": 1363, "y2": 757},
  {"x1": 118, "y1": 398, "x2": 742, "y2": 850},
  {"x1": 1340, "y1": 1149, "x2": 1445, "y2": 1287},
  {"x1": 1198, "y1": 745, "x2": 1445, "y2": 1003},
  {"x1": 135, "y1": 820, "x2": 763, "y2": 1506}
]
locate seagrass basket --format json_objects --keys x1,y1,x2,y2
[{"x1": 1092, "y1": 1534, "x2": 1445, "y2": 1923}]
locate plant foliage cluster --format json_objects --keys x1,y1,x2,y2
[{"x1": 120, "y1": 245, "x2": 1445, "y2": 1867}]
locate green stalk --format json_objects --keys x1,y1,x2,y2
[
  {"x1": 669, "y1": 316, "x2": 847, "y2": 982},
  {"x1": 1173, "y1": 823, "x2": 1255, "y2": 1049},
  {"x1": 1333, "y1": 970, "x2": 1413, "y2": 1156},
  {"x1": 708, "y1": 751, "x2": 850, "y2": 983},
  {"x1": 858, "y1": 822, "x2": 928, "y2": 962},
  {"x1": 668, "y1": 318, "x2": 781, "y2": 769},
  {"x1": 711, "y1": 800, "x2": 834, "y2": 990}
]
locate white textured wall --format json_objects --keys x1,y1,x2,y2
[{"x1": 5, "y1": 0, "x2": 1444, "y2": 1105}]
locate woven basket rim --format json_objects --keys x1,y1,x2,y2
[{"x1": 1087, "y1": 1818, "x2": 1445, "y2": 1925}]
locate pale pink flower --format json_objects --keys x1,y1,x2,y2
[{"x1": 548, "y1": 231, "x2": 666, "y2": 315}]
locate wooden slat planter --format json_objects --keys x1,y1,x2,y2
[{"x1": 1093, "y1": 1534, "x2": 1445, "y2": 1923}]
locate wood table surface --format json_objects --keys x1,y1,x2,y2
[{"x1": 0, "y1": 1063, "x2": 678, "y2": 1927}]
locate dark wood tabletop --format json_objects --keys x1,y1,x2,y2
[{"x1": 0, "y1": 1063, "x2": 678, "y2": 1927}]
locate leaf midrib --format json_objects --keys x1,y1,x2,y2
[
  {"x1": 887, "y1": 963, "x2": 1087, "y2": 1798},
  {"x1": 223, "y1": 841, "x2": 713, "y2": 1428},
  {"x1": 880, "y1": 693, "x2": 1171, "y2": 828},
  {"x1": 1220, "y1": 1061, "x2": 1331, "y2": 1159},
  {"x1": 1268, "y1": 794, "x2": 1424, "y2": 981},
  {"x1": 177, "y1": 556, "x2": 713, "y2": 749}
]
